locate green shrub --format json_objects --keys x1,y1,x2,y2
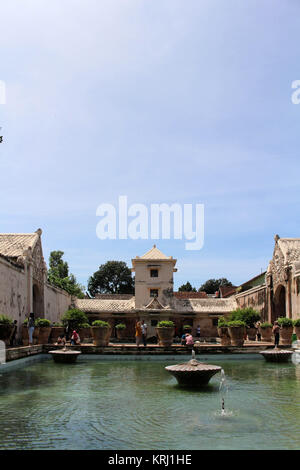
[
  {"x1": 229, "y1": 307, "x2": 260, "y2": 327},
  {"x1": 260, "y1": 322, "x2": 272, "y2": 329},
  {"x1": 218, "y1": 316, "x2": 228, "y2": 327},
  {"x1": 157, "y1": 320, "x2": 174, "y2": 328},
  {"x1": 0, "y1": 314, "x2": 13, "y2": 325},
  {"x1": 115, "y1": 323, "x2": 126, "y2": 330},
  {"x1": 277, "y1": 317, "x2": 293, "y2": 327},
  {"x1": 92, "y1": 320, "x2": 110, "y2": 328},
  {"x1": 227, "y1": 320, "x2": 246, "y2": 328},
  {"x1": 183, "y1": 324, "x2": 192, "y2": 330},
  {"x1": 78, "y1": 323, "x2": 91, "y2": 329},
  {"x1": 293, "y1": 318, "x2": 300, "y2": 327},
  {"x1": 35, "y1": 318, "x2": 51, "y2": 327},
  {"x1": 52, "y1": 322, "x2": 63, "y2": 327},
  {"x1": 23, "y1": 318, "x2": 29, "y2": 325},
  {"x1": 61, "y1": 309, "x2": 88, "y2": 330}
]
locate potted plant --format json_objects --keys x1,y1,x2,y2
[
  {"x1": 36, "y1": 318, "x2": 52, "y2": 344},
  {"x1": 156, "y1": 320, "x2": 175, "y2": 347},
  {"x1": 61, "y1": 309, "x2": 89, "y2": 334},
  {"x1": 22, "y1": 318, "x2": 29, "y2": 345},
  {"x1": 277, "y1": 317, "x2": 293, "y2": 345},
  {"x1": 217, "y1": 317, "x2": 231, "y2": 346},
  {"x1": 227, "y1": 320, "x2": 246, "y2": 347},
  {"x1": 294, "y1": 318, "x2": 300, "y2": 340},
  {"x1": 91, "y1": 320, "x2": 111, "y2": 346},
  {"x1": 0, "y1": 314, "x2": 14, "y2": 346},
  {"x1": 260, "y1": 322, "x2": 273, "y2": 342},
  {"x1": 115, "y1": 323, "x2": 126, "y2": 340},
  {"x1": 229, "y1": 307, "x2": 260, "y2": 341},
  {"x1": 78, "y1": 323, "x2": 92, "y2": 343},
  {"x1": 50, "y1": 322, "x2": 65, "y2": 343}
]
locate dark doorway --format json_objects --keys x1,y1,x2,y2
[
  {"x1": 272, "y1": 284, "x2": 286, "y2": 322},
  {"x1": 32, "y1": 283, "x2": 44, "y2": 317}
]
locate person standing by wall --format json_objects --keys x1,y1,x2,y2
[
  {"x1": 272, "y1": 321, "x2": 280, "y2": 348},
  {"x1": 135, "y1": 319, "x2": 142, "y2": 347},
  {"x1": 28, "y1": 313, "x2": 35, "y2": 346},
  {"x1": 141, "y1": 320, "x2": 148, "y2": 347}
]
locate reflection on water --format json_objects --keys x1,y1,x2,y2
[{"x1": 0, "y1": 355, "x2": 299, "y2": 450}]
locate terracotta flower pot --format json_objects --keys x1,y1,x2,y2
[
  {"x1": 261, "y1": 327, "x2": 273, "y2": 342},
  {"x1": 50, "y1": 327, "x2": 65, "y2": 343},
  {"x1": 38, "y1": 327, "x2": 52, "y2": 344},
  {"x1": 228, "y1": 326, "x2": 245, "y2": 347},
  {"x1": 78, "y1": 327, "x2": 92, "y2": 343},
  {"x1": 295, "y1": 326, "x2": 300, "y2": 341},
  {"x1": 33, "y1": 327, "x2": 40, "y2": 345},
  {"x1": 217, "y1": 327, "x2": 231, "y2": 346},
  {"x1": 91, "y1": 327, "x2": 111, "y2": 346},
  {"x1": 0, "y1": 324, "x2": 13, "y2": 346},
  {"x1": 22, "y1": 325, "x2": 29, "y2": 346},
  {"x1": 247, "y1": 327, "x2": 257, "y2": 341},
  {"x1": 155, "y1": 327, "x2": 175, "y2": 347},
  {"x1": 116, "y1": 328, "x2": 126, "y2": 340},
  {"x1": 280, "y1": 326, "x2": 293, "y2": 346}
]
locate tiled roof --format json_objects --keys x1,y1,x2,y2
[
  {"x1": 75, "y1": 296, "x2": 236, "y2": 314},
  {"x1": 76, "y1": 297, "x2": 135, "y2": 313},
  {"x1": 0, "y1": 233, "x2": 39, "y2": 259},
  {"x1": 219, "y1": 286, "x2": 237, "y2": 298},
  {"x1": 174, "y1": 291, "x2": 207, "y2": 299},
  {"x1": 139, "y1": 245, "x2": 172, "y2": 260}
]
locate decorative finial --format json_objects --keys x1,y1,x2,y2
[
  {"x1": 274, "y1": 234, "x2": 280, "y2": 242},
  {"x1": 153, "y1": 244, "x2": 156, "y2": 248},
  {"x1": 35, "y1": 228, "x2": 42, "y2": 236}
]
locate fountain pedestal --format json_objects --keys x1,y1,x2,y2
[
  {"x1": 49, "y1": 348, "x2": 81, "y2": 363},
  {"x1": 165, "y1": 356, "x2": 221, "y2": 387},
  {"x1": 260, "y1": 349, "x2": 293, "y2": 363}
]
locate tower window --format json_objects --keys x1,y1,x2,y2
[
  {"x1": 150, "y1": 269, "x2": 158, "y2": 278},
  {"x1": 150, "y1": 289, "x2": 159, "y2": 297}
]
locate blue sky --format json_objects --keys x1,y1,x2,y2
[{"x1": 1, "y1": 0, "x2": 300, "y2": 291}]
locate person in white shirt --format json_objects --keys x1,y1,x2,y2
[{"x1": 141, "y1": 320, "x2": 148, "y2": 347}]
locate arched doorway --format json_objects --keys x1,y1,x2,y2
[
  {"x1": 32, "y1": 283, "x2": 44, "y2": 317},
  {"x1": 272, "y1": 284, "x2": 286, "y2": 322}
]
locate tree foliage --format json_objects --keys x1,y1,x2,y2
[
  {"x1": 178, "y1": 281, "x2": 197, "y2": 292},
  {"x1": 88, "y1": 261, "x2": 134, "y2": 297},
  {"x1": 199, "y1": 278, "x2": 233, "y2": 294},
  {"x1": 48, "y1": 251, "x2": 85, "y2": 298}
]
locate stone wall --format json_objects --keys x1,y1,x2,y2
[
  {"x1": 44, "y1": 283, "x2": 72, "y2": 323},
  {"x1": 0, "y1": 256, "x2": 27, "y2": 323},
  {"x1": 236, "y1": 285, "x2": 268, "y2": 322}
]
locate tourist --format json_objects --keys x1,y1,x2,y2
[
  {"x1": 28, "y1": 313, "x2": 35, "y2": 346},
  {"x1": 71, "y1": 330, "x2": 80, "y2": 345},
  {"x1": 135, "y1": 320, "x2": 142, "y2": 347},
  {"x1": 196, "y1": 324, "x2": 201, "y2": 339},
  {"x1": 56, "y1": 335, "x2": 66, "y2": 346},
  {"x1": 141, "y1": 320, "x2": 147, "y2": 347},
  {"x1": 256, "y1": 321, "x2": 261, "y2": 341},
  {"x1": 185, "y1": 333, "x2": 194, "y2": 348},
  {"x1": 272, "y1": 321, "x2": 280, "y2": 348},
  {"x1": 9, "y1": 320, "x2": 18, "y2": 347},
  {"x1": 181, "y1": 333, "x2": 186, "y2": 345}
]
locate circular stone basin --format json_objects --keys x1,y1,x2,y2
[
  {"x1": 165, "y1": 359, "x2": 221, "y2": 387},
  {"x1": 260, "y1": 349, "x2": 293, "y2": 363},
  {"x1": 49, "y1": 350, "x2": 81, "y2": 364}
]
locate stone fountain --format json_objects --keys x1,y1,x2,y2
[
  {"x1": 260, "y1": 348, "x2": 293, "y2": 363},
  {"x1": 165, "y1": 350, "x2": 222, "y2": 387},
  {"x1": 49, "y1": 345, "x2": 81, "y2": 364}
]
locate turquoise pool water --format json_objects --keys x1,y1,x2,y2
[{"x1": 0, "y1": 354, "x2": 299, "y2": 450}]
